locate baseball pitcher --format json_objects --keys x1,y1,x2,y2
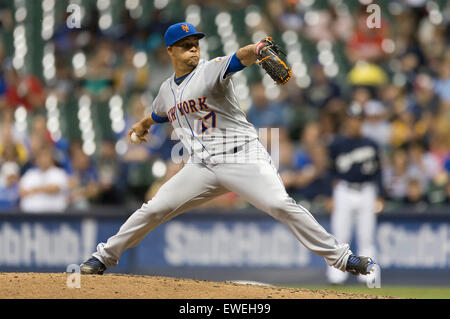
[{"x1": 80, "y1": 22, "x2": 375, "y2": 278}]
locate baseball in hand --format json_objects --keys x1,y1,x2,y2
[{"x1": 131, "y1": 132, "x2": 141, "y2": 144}]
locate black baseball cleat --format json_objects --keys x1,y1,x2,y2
[
  {"x1": 345, "y1": 254, "x2": 376, "y2": 276},
  {"x1": 80, "y1": 257, "x2": 107, "y2": 275}
]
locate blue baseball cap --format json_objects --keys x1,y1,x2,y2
[{"x1": 164, "y1": 22, "x2": 205, "y2": 47}]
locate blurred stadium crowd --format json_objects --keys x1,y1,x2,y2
[{"x1": 0, "y1": 0, "x2": 449, "y2": 213}]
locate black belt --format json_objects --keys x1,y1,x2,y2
[
  {"x1": 208, "y1": 139, "x2": 256, "y2": 157},
  {"x1": 214, "y1": 145, "x2": 244, "y2": 156}
]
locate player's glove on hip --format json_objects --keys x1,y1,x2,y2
[{"x1": 255, "y1": 37, "x2": 292, "y2": 85}]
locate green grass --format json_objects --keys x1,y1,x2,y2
[{"x1": 294, "y1": 285, "x2": 450, "y2": 299}]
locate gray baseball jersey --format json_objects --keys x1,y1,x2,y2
[
  {"x1": 92, "y1": 55, "x2": 352, "y2": 272},
  {"x1": 152, "y1": 56, "x2": 258, "y2": 163}
]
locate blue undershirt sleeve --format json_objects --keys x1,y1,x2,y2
[
  {"x1": 151, "y1": 112, "x2": 169, "y2": 123},
  {"x1": 223, "y1": 52, "x2": 246, "y2": 78}
]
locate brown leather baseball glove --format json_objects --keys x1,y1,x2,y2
[{"x1": 255, "y1": 36, "x2": 292, "y2": 85}]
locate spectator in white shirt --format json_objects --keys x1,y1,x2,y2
[
  {"x1": 362, "y1": 100, "x2": 392, "y2": 148},
  {"x1": 19, "y1": 145, "x2": 68, "y2": 213}
]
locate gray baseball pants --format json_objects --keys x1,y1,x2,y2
[{"x1": 93, "y1": 141, "x2": 351, "y2": 271}]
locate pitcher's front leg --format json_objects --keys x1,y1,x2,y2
[{"x1": 215, "y1": 161, "x2": 351, "y2": 271}]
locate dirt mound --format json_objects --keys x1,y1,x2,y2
[{"x1": 0, "y1": 273, "x2": 387, "y2": 299}]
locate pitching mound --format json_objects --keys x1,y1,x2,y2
[{"x1": 0, "y1": 273, "x2": 387, "y2": 299}]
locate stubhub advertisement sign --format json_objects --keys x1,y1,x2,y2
[
  {"x1": 141, "y1": 221, "x2": 311, "y2": 268},
  {"x1": 0, "y1": 216, "x2": 131, "y2": 271},
  {"x1": 1, "y1": 212, "x2": 450, "y2": 271},
  {"x1": 139, "y1": 218, "x2": 450, "y2": 270},
  {"x1": 0, "y1": 220, "x2": 96, "y2": 267}
]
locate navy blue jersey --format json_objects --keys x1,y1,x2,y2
[{"x1": 328, "y1": 135, "x2": 383, "y2": 195}]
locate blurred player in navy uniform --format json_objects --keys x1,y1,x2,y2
[{"x1": 326, "y1": 102, "x2": 383, "y2": 285}]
